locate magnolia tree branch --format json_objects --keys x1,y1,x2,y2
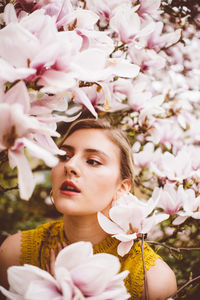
[
  {"x1": 0, "y1": 184, "x2": 18, "y2": 192},
  {"x1": 171, "y1": 274, "x2": 200, "y2": 299},
  {"x1": 141, "y1": 234, "x2": 149, "y2": 300},
  {"x1": 146, "y1": 241, "x2": 200, "y2": 252}
]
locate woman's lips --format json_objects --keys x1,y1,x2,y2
[{"x1": 60, "y1": 180, "x2": 81, "y2": 196}]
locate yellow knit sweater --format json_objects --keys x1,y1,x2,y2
[{"x1": 20, "y1": 220, "x2": 161, "y2": 299}]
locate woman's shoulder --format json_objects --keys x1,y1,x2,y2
[
  {"x1": 120, "y1": 240, "x2": 176, "y2": 299},
  {"x1": 0, "y1": 232, "x2": 22, "y2": 288},
  {"x1": 0, "y1": 232, "x2": 22, "y2": 265},
  {"x1": 144, "y1": 258, "x2": 177, "y2": 300}
]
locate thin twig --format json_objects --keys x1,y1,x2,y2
[
  {"x1": 146, "y1": 240, "x2": 200, "y2": 252},
  {"x1": 0, "y1": 184, "x2": 18, "y2": 192},
  {"x1": 141, "y1": 234, "x2": 149, "y2": 300},
  {"x1": 171, "y1": 274, "x2": 200, "y2": 298}
]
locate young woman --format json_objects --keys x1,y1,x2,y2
[{"x1": 0, "y1": 118, "x2": 177, "y2": 299}]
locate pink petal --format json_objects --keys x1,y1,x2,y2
[
  {"x1": 107, "y1": 59, "x2": 140, "y2": 78},
  {"x1": 38, "y1": 70, "x2": 76, "y2": 93},
  {"x1": 0, "y1": 58, "x2": 35, "y2": 82},
  {"x1": 110, "y1": 206, "x2": 143, "y2": 232},
  {"x1": 3, "y1": 3, "x2": 18, "y2": 25},
  {"x1": 7, "y1": 265, "x2": 57, "y2": 295},
  {"x1": 72, "y1": 48, "x2": 109, "y2": 81},
  {"x1": 71, "y1": 254, "x2": 120, "y2": 296},
  {"x1": 55, "y1": 268, "x2": 73, "y2": 299},
  {"x1": 73, "y1": 88, "x2": 97, "y2": 118},
  {"x1": 21, "y1": 137, "x2": 59, "y2": 167},
  {"x1": 25, "y1": 280, "x2": 63, "y2": 300},
  {"x1": 117, "y1": 240, "x2": 133, "y2": 256},
  {"x1": 0, "y1": 286, "x2": 23, "y2": 300},
  {"x1": 114, "y1": 232, "x2": 137, "y2": 242},
  {"x1": 33, "y1": 134, "x2": 65, "y2": 156},
  {"x1": 97, "y1": 212, "x2": 124, "y2": 235},
  {"x1": 8, "y1": 148, "x2": 35, "y2": 200},
  {"x1": 4, "y1": 81, "x2": 30, "y2": 114},
  {"x1": 55, "y1": 242, "x2": 93, "y2": 271},
  {"x1": 30, "y1": 95, "x2": 68, "y2": 115},
  {"x1": 30, "y1": 42, "x2": 61, "y2": 70},
  {"x1": 173, "y1": 215, "x2": 188, "y2": 225},
  {"x1": 0, "y1": 23, "x2": 39, "y2": 67}
]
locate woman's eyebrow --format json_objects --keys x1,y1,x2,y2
[
  {"x1": 84, "y1": 148, "x2": 109, "y2": 159},
  {"x1": 60, "y1": 145, "x2": 74, "y2": 151},
  {"x1": 60, "y1": 144, "x2": 109, "y2": 158}
]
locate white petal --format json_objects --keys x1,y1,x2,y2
[
  {"x1": 21, "y1": 137, "x2": 59, "y2": 167},
  {"x1": 114, "y1": 232, "x2": 137, "y2": 242},
  {"x1": 38, "y1": 70, "x2": 76, "y2": 93},
  {"x1": 97, "y1": 212, "x2": 124, "y2": 235},
  {"x1": 0, "y1": 58, "x2": 35, "y2": 82},
  {"x1": 3, "y1": 3, "x2": 18, "y2": 25},
  {"x1": 8, "y1": 148, "x2": 35, "y2": 200},
  {"x1": 73, "y1": 88, "x2": 97, "y2": 118},
  {"x1": 0, "y1": 286, "x2": 23, "y2": 300},
  {"x1": 7, "y1": 264, "x2": 57, "y2": 296},
  {"x1": 70, "y1": 254, "x2": 120, "y2": 295},
  {"x1": 5, "y1": 81, "x2": 30, "y2": 113},
  {"x1": 25, "y1": 280, "x2": 63, "y2": 300},
  {"x1": 108, "y1": 59, "x2": 140, "y2": 78},
  {"x1": 173, "y1": 215, "x2": 188, "y2": 225},
  {"x1": 117, "y1": 241, "x2": 133, "y2": 257},
  {"x1": 55, "y1": 242, "x2": 93, "y2": 271}
]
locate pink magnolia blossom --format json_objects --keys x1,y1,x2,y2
[
  {"x1": 110, "y1": 3, "x2": 155, "y2": 44},
  {"x1": 98, "y1": 191, "x2": 168, "y2": 256},
  {"x1": 157, "y1": 183, "x2": 183, "y2": 216},
  {"x1": 128, "y1": 45, "x2": 166, "y2": 71},
  {"x1": 2, "y1": 4, "x2": 139, "y2": 95},
  {"x1": 133, "y1": 142, "x2": 159, "y2": 169},
  {"x1": 173, "y1": 189, "x2": 200, "y2": 225},
  {"x1": 147, "y1": 118, "x2": 184, "y2": 149},
  {"x1": 14, "y1": 0, "x2": 73, "y2": 29},
  {"x1": 150, "y1": 149, "x2": 194, "y2": 183},
  {"x1": 0, "y1": 242, "x2": 129, "y2": 300},
  {"x1": 86, "y1": 0, "x2": 130, "y2": 26},
  {"x1": 137, "y1": 0, "x2": 161, "y2": 18},
  {"x1": 146, "y1": 21, "x2": 181, "y2": 52},
  {"x1": 0, "y1": 82, "x2": 64, "y2": 200}
]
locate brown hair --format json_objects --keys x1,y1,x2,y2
[{"x1": 59, "y1": 118, "x2": 135, "y2": 188}]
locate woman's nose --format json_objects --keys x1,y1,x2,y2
[{"x1": 64, "y1": 156, "x2": 80, "y2": 176}]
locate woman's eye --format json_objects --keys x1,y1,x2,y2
[
  {"x1": 59, "y1": 154, "x2": 71, "y2": 161},
  {"x1": 87, "y1": 159, "x2": 101, "y2": 166}
]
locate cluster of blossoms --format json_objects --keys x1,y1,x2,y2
[
  {"x1": 98, "y1": 186, "x2": 200, "y2": 257},
  {"x1": 0, "y1": 0, "x2": 200, "y2": 297},
  {"x1": 0, "y1": 241, "x2": 130, "y2": 299},
  {"x1": 0, "y1": 0, "x2": 182, "y2": 200}
]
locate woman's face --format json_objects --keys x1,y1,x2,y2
[{"x1": 51, "y1": 128, "x2": 128, "y2": 216}]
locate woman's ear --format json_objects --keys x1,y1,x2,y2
[{"x1": 116, "y1": 178, "x2": 132, "y2": 199}]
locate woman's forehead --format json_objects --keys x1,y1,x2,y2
[{"x1": 63, "y1": 128, "x2": 120, "y2": 158}]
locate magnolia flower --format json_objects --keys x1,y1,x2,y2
[
  {"x1": 0, "y1": 242, "x2": 129, "y2": 300},
  {"x1": 0, "y1": 81, "x2": 64, "y2": 200},
  {"x1": 147, "y1": 118, "x2": 184, "y2": 149},
  {"x1": 150, "y1": 149, "x2": 194, "y2": 183},
  {"x1": 98, "y1": 191, "x2": 168, "y2": 256},
  {"x1": 133, "y1": 142, "x2": 158, "y2": 169},
  {"x1": 138, "y1": 0, "x2": 161, "y2": 18},
  {"x1": 110, "y1": 3, "x2": 155, "y2": 44},
  {"x1": 157, "y1": 183, "x2": 183, "y2": 216},
  {"x1": 86, "y1": 0, "x2": 130, "y2": 26},
  {"x1": 173, "y1": 189, "x2": 200, "y2": 225},
  {"x1": 2, "y1": 4, "x2": 139, "y2": 94},
  {"x1": 146, "y1": 21, "x2": 181, "y2": 52}
]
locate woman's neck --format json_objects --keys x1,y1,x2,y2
[{"x1": 63, "y1": 214, "x2": 109, "y2": 245}]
